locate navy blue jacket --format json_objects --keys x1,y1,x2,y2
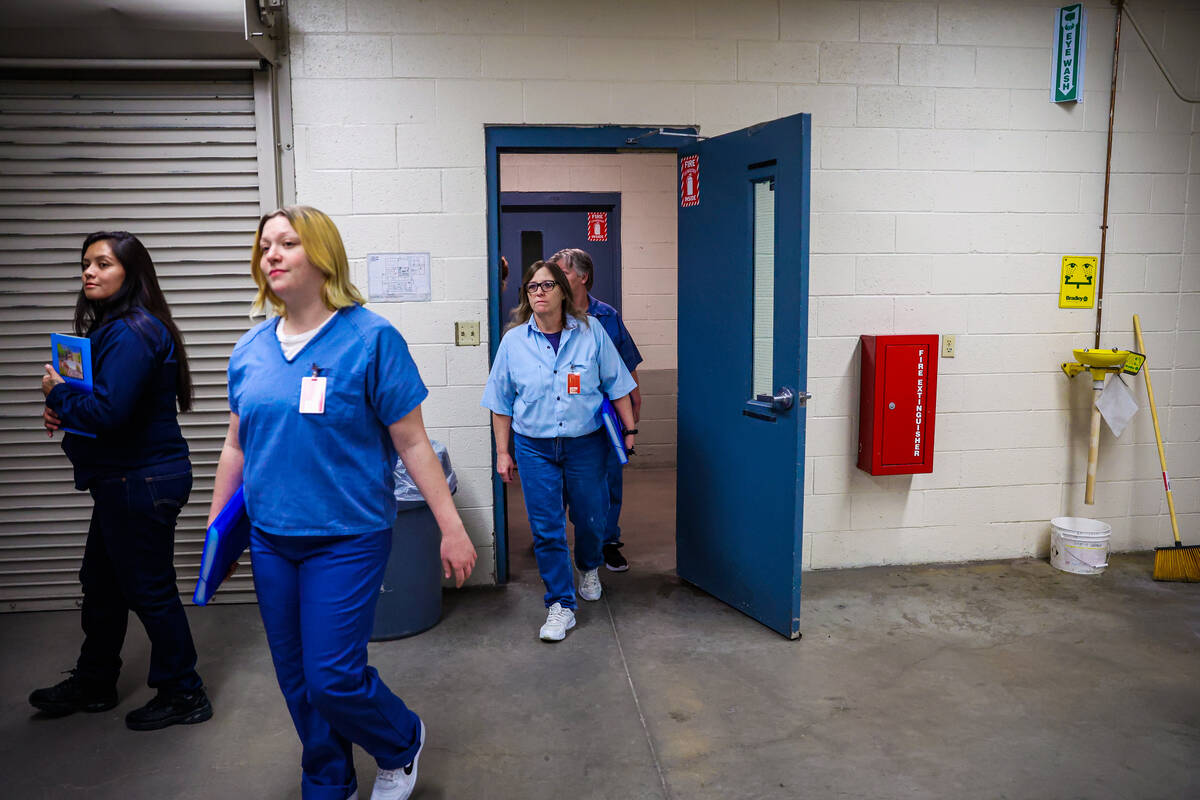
[{"x1": 46, "y1": 310, "x2": 190, "y2": 489}]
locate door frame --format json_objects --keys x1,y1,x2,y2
[{"x1": 484, "y1": 125, "x2": 695, "y2": 582}]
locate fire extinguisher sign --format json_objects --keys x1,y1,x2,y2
[
  {"x1": 586, "y1": 212, "x2": 607, "y2": 242},
  {"x1": 680, "y1": 155, "x2": 699, "y2": 207}
]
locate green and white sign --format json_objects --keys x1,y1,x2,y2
[{"x1": 1052, "y1": 4, "x2": 1087, "y2": 103}]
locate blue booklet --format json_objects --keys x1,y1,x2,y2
[
  {"x1": 50, "y1": 333, "x2": 97, "y2": 438},
  {"x1": 193, "y1": 485, "x2": 251, "y2": 606},
  {"x1": 600, "y1": 397, "x2": 629, "y2": 466}
]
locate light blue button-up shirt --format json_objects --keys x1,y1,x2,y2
[{"x1": 482, "y1": 314, "x2": 637, "y2": 439}]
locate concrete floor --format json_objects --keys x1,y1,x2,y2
[{"x1": 2, "y1": 468, "x2": 1198, "y2": 799}]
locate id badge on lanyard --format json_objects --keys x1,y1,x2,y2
[
  {"x1": 567, "y1": 372, "x2": 581, "y2": 395},
  {"x1": 300, "y1": 364, "x2": 326, "y2": 414}
]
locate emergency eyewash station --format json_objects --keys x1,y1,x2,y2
[{"x1": 1049, "y1": 3, "x2": 1197, "y2": 581}]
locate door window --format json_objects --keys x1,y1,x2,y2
[{"x1": 752, "y1": 179, "x2": 775, "y2": 398}]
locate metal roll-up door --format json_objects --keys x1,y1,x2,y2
[{"x1": 0, "y1": 75, "x2": 266, "y2": 611}]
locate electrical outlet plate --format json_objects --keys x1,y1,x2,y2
[
  {"x1": 455, "y1": 321, "x2": 480, "y2": 346},
  {"x1": 942, "y1": 334, "x2": 956, "y2": 358}
]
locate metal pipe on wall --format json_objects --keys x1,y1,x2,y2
[{"x1": 1094, "y1": 0, "x2": 1124, "y2": 349}]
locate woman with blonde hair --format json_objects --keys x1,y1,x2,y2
[
  {"x1": 483, "y1": 260, "x2": 636, "y2": 641},
  {"x1": 209, "y1": 206, "x2": 476, "y2": 800}
]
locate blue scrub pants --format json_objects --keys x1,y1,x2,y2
[
  {"x1": 514, "y1": 429, "x2": 609, "y2": 610},
  {"x1": 76, "y1": 463, "x2": 202, "y2": 693},
  {"x1": 250, "y1": 528, "x2": 422, "y2": 800}
]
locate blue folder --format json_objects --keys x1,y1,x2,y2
[
  {"x1": 193, "y1": 485, "x2": 250, "y2": 606},
  {"x1": 50, "y1": 333, "x2": 97, "y2": 439},
  {"x1": 600, "y1": 397, "x2": 629, "y2": 466}
]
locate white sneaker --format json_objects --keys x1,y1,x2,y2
[
  {"x1": 578, "y1": 568, "x2": 602, "y2": 601},
  {"x1": 371, "y1": 720, "x2": 425, "y2": 800},
  {"x1": 539, "y1": 603, "x2": 576, "y2": 641}
]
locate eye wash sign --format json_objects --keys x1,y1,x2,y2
[{"x1": 1052, "y1": 4, "x2": 1087, "y2": 103}]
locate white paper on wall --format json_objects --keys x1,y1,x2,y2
[{"x1": 367, "y1": 252, "x2": 431, "y2": 302}]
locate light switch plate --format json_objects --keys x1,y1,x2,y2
[
  {"x1": 942, "y1": 334, "x2": 956, "y2": 358},
  {"x1": 455, "y1": 321, "x2": 480, "y2": 346}
]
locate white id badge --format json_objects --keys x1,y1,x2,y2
[{"x1": 299, "y1": 376, "x2": 327, "y2": 414}]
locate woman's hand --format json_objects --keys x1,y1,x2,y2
[
  {"x1": 624, "y1": 432, "x2": 636, "y2": 455},
  {"x1": 441, "y1": 524, "x2": 477, "y2": 588},
  {"x1": 42, "y1": 406, "x2": 62, "y2": 436},
  {"x1": 496, "y1": 451, "x2": 516, "y2": 483},
  {"x1": 41, "y1": 364, "x2": 64, "y2": 398}
]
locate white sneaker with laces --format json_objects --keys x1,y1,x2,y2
[
  {"x1": 371, "y1": 720, "x2": 425, "y2": 800},
  {"x1": 578, "y1": 568, "x2": 602, "y2": 601},
  {"x1": 539, "y1": 602, "x2": 576, "y2": 641}
]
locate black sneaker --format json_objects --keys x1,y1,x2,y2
[
  {"x1": 603, "y1": 542, "x2": 629, "y2": 572},
  {"x1": 29, "y1": 671, "x2": 118, "y2": 716},
  {"x1": 124, "y1": 688, "x2": 212, "y2": 731}
]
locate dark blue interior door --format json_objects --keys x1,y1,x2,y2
[
  {"x1": 498, "y1": 192, "x2": 621, "y2": 324},
  {"x1": 676, "y1": 114, "x2": 811, "y2": 639}
]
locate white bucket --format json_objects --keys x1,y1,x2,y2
[{"x1": 1049, "y1": 517, "x2": 1112, "y2": 575}]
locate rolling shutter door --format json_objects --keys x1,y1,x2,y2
[{"x1": 0, "y1": 75, "x2": 265, "y2": 611}]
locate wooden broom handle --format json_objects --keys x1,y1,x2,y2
[
  {"x1": 1085, "y1": 386, "x2": 1101, "y2": 505},
  {"x1": 1133, "y1": 315, "x2": 1182, "y2": 545}
]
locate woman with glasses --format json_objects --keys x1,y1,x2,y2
[{"x1": 482, "y1": 260, "x2": 637, "y2": 641}]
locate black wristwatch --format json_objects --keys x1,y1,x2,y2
[{"x1": 624, "y1": 428, "x2": 638, "y2": 435}]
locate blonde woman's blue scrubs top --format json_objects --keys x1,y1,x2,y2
[
  {"x1": 482, "y1": 315, "x2": 636, "y2": 437},
  {"x1": 228, "y1": 304, "x2": 427, "y2": 536}
]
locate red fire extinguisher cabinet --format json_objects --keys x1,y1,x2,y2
[{"x1": 858, "y1": 335, "x2": 939, "y2": 475}]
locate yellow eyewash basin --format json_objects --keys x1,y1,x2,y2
[{"x1": 1073, "y1": 348, "x2": 1131, "y2": 368}]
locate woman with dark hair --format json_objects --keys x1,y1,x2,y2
[
  {"x1": 483, "y1": 260, "x2": 637, "y2": 641},
  {"x1": 30, "y1": 231, "x2": 211, "y2": 731}
]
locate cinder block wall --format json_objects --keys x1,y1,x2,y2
[{"x1": 287, "y1": 0, "x2": 1199, "y2": 576}]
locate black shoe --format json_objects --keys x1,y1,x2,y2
[
  {"x1": 124, "y1": 688, "x2": 212, "y2": 731},
  {"x1": 603, "y1": 542, "x2": 629, "y2": 572},
  {"x1": 29, "y1": 671, "x2": 118, "y2": 717}
]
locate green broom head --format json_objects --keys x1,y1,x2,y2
[{"x1": 1153, "y1": 542, "x2": 1200, "y2": 582}]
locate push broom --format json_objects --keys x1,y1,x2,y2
[{"x1": 1133, "y1": 315, "x2": 1200, "y2": 581}]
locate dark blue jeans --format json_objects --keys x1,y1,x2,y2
[
  {"x1": 251, "y1": 528, "x2": 422, "y2": 800},
  {"x1": 514, "y1": 429, "x2": 609, "y2": 610},
  {"x1": 567, "y1": 440, "x2": 625, "y2": 546},
  {"x1": 76, "y1": 462, "x2": 202, "y2": 693}
]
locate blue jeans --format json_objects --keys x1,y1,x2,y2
[
  {"x1": 567, "y1": 441, "x2": 624, "y2": 546},
  {"x1": 250, "y1": 528, "x2": 422, "y2": 800},
  {"x1": 76, "y1": 461, "x2": 202, "y2": 693},
  {"x1": 514, "y1": 429, "x2": 609, "y2": 610}
]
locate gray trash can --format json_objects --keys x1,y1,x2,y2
[{"x1": 371, "y1": 440, "x2": 458, "y2": 641}]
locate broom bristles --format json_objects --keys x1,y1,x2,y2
[{"x1": 1153, "y1": 544, "x2": 1200, "y2": 582}]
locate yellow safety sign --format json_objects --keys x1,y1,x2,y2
[
  {"x1": 1122, "y1": 352, "x2": 1145, "y2": 375},
  {"x1": 1059, "y1": 256, "x2": 1097, "y2": 308}
]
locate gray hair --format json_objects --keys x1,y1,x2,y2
[{"x1": 549, "y1": 247, "x2": 594, "y2": 290}]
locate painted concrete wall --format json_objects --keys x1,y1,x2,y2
[{"x1": 286, "y1": 0, "x2": 1199, "y2": 577}]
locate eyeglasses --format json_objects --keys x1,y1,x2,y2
[{"x1": 525, "y1": 280, "x2": 558, "y2": 295}]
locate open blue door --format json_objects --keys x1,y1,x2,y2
[{"x1": 676, "y1": 114, "x2": 811, "y2": 639}]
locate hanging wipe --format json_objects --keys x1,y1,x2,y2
[{"x1": 1096, "y1": 373, "x2": 1139, "y2": 438}]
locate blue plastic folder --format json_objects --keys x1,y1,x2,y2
[
  {"x1": 600, "y1": 397, "x2": 629, "y2": 466},
  {"x1": 193, "y1": 486, "x2": 250, "y2": 606},
  {"x1": 49, "y1": 333, "x2": 97, "y2": 439}
]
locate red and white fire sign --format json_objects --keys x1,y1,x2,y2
[
  {"x1": 587, "y1": 211, "x2": 607, "y2": 242},
  {"x1": 680, "y1": 155, "x2": 699, "y2": 207}
]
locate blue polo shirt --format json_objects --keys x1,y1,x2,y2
[
  {"x1": 482, "y1": 315, "x2": 636, "y2": 439},
  {"x1": 587, "y1": 295, "x2": 643, "y2": 374},
  {"x1": 228, "y1": 305, "x2": 427, "y2": 536}
]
